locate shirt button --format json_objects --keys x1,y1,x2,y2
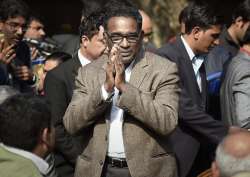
[{"x1": 99, "y1": 160, "x2": 104, "y2": 166}]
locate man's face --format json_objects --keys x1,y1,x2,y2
[
  {"x1": 38, "y1": 59, "x2": 59, "y2": 92},
  {"x1": 25, "y1": 20, "x2": 45, "y2": 40},
  {"x1": 196, "y1": 25, "x2": 221, "y2": 53},
  {"x1": 84, "y1": 33, "x2": 106, "y2": 60},
  {"x1": 0, "y1": 16, "x2": 26, "y2": 45},
  {"x1": 237, "y1": 20, "x2": 250, "y2": 44},
  {"x1": 106, "y1": 16, "x2": 142, "y2": 65}
]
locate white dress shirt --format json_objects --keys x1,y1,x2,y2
[
  {"x1": 0, "y1": 143, "x2": 49, "y2": 175},
  {"x1": 101, "y1": 60, "x2": 135, "y2": 158},
  {"x1": 181, "y1": 36, "x2": 204, "y2": 92},
  {"x1": 78, "y1": 49, "x2": 91, "y2": 66}
]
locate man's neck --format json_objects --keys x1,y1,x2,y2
[
  {"x1": 80, "y1": 47, "x2": 93, "y2": 62},
  {"x1": 182, "y1": 34, "x2": 198, "y2": 55},
  {"x1": 227, "y1": 26, "x2": 240, "y2": 46},
  {"x1": 182, "y1": 34, "x2": 198, "y2": 54}
]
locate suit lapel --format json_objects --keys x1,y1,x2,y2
[
  {"x1": 129, "y1": 49, "x2": 149, "y2": 88},
  {"x1": 176, "y1": 36, "x2": 202, "y2": 97}
]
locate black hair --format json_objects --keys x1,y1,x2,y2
[
  {"x1": 81, "y1": 1, "x2": 103, "y2": 19},
  {"x1": 45, "y1": 52, "x2": 71, "y2": 64},
  {"x1": 0, "y1": 0, "x2": 29, "y2": 22},
  {"x1": 232, "y1": 0, "x2": 250, "y2": 22},
  {"x1": 103, "y1": 1, "x2": 142, "y2": 33},
  {"x1": 0, "y1": 94, "x2": 52, "y2": 152},
  {"x1": 79, "y1": 9, "x2": 105, "y2": 42},
  {"x1": 27, "y1": 13, "x2": 44, "y2": 27},
  {"x1": 178, "y1": 6, "x2": 188, "y2": 24},
  {"x1": 184, "y1": 2, "x2": 223, "y2": 34}
]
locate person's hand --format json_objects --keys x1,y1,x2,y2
[
  {"x1": 30, "y1": 47, "x2": 39, "y2": 60},
  {"x1": 112, "y1": 45, "x2": 126, "y2": 92},
  {"x1": 0, "y1": 39, "x2": 16, "y2": 65},
  {"x1": 14, "y1": 66, "x2": 34, "y2": 81},
  {"x1": 104, "y1": 44, "x2": 117, "y2": 93}
]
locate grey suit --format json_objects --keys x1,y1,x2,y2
[
  {"x1": 63, "y1": 50, "x2": 180, "y2": 177},
  {"x1": 221, "y1": 51, "x2": 250, "y2": 129}
]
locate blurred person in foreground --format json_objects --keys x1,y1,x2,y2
[
  {"x1": 212, "y1": 131, "x2": 250, "y2": 177},
  {"x1": 0, "y1": 94, "x2": 55, "y2": 177}
]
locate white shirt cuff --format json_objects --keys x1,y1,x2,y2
[{"x1": 101, "y1": 85, "x2": 114, "y2": 101}]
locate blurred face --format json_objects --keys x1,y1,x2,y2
[
  {"x1": 83, "y1": 33, "x2": 106, "y2": 60},
  {"x1": 38, "y1": 59, "x2": 59, "y2": 93},
  {"x1": 196, "y1": 25, "x2": 221, "y2": 53},
  {"x1": 25, "y1": 20, "x2": 45, "y2": 40},
  {"x1": 106, "y1": 16, "x2": 142, "y2": 65},
  {"x1": 237, "y1": 21, "x2": 250, "y2": 44},
  {"x1": 0, "y1": 16, "x2": 27, "y2": 45}
]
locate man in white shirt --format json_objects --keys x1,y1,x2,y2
[
  {"x1": 0, "y1": 94, "x2": 55, "y2": 177},
  {"x1": 63, "y1": 4, "x2": 180, "y2": 177},
  {"x1": 44, "y1": 10, "x2": 106, "y2": 177}
]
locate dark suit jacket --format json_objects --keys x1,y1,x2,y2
[
  {"x1": 157, "y1": 36, "x2": 228, "y2": 177},
  {"x1": 44, "y1": 54, "x2": 83, "y2": 177}
]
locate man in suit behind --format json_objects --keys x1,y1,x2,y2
[
  {"x1": 44, "y1": 11, "x2": 106, "y2": 177},
  {"x1": 63, "y1": 4, "x2": 180, "y2": 177},
  {"x1": 157, "y1": 2, "x2": 229, "y2": 177}
]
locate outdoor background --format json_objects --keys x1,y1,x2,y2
[{"x1": 24, "y1": 0, "x2": 243, "y2": 47}]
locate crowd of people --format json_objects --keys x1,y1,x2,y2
[{"x1": 1, "y1": 0, "x2": 250, "y2": 177}]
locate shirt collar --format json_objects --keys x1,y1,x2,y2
[
  {"x1": 0, "y1": 143, "x2": 49, "y2": 175},
  {"x1": 78, "y1": 49, "x2": 91, "y2": 66},
  {"x1": 125, "y1": 60, "x2": 135, "y2": 82},
  {"x1": 181, "y1": 35, "x2": 196, "y2": 61}
]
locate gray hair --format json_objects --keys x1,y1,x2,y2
[{"x1": 216, "y1": 141, "x2": 250, "y2": 177}]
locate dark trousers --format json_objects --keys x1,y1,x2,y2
[{"x1": 101, "y1": 163, "x2": 131, "y2": 177}]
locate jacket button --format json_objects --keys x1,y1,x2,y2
[{"x1": 99, "y1": 160, "x2": 104, "y2": 166}]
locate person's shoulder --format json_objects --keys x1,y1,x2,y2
[
  {"x1": 80, "y1": 54, "x2": 107, "y2": 72},
  {"x1": 145, "y1": 51, "x2": 177, "y2": 69},
  {"x1": 0, "y1": 147, "x2": 42, "y2": 177}
]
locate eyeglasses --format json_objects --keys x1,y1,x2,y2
[
  {"x1": 5, "y1": 21, "x2": 27, "y2": 32},
  {"x1": 105, "y1": 32, "x2": 139, "y2": 44}
]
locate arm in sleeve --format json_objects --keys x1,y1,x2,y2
[
  {"x1": 179, "y1": 87, "x2": 228, "y2": 144},
  {"x1": 63, "y1": 67, "x2": 112, "y2": 135},
  {"x1": 233, "y1": 74, "x2": 250, "y2": 129}
]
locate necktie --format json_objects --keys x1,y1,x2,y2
[{"x1": 192, "y1": 55, "x2": 204, "y2": 92}]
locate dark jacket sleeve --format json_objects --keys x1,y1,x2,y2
[{"x1": 44, "y1": 71, "x2": 83, "y2": 165}]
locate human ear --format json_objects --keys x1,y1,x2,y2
[
  {"x1": 235, "y1": 16, "x2": 244, "y2": 28},
  {"x1": 41, "y1": 127, "x2": 54, "y2": 152},
  {"x1": 81, "y1": 35, "x2": 90, "y2": 48},
  {"x1": 192, "y1": 26, "x2": 202, "y2": 40}
]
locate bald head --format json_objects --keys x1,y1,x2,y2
[
  {"x1": 213, "y1": 131, "x2": 250, "y2": 177},
  {"x1": 139, "y1": 9, "x2": 153, "y2": 43},
  {"x1": 223, "y1": 131, "x2": 250, "y2": 158}
]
